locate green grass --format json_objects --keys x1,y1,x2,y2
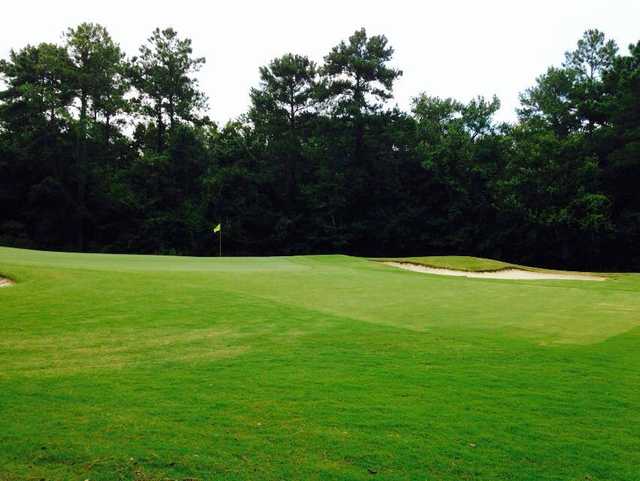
[
  {"x1": 374, "y1": 255, "x2": 515, "y2": 271},
  {"x1": 1, "y1": 246, "x2": 639, "y2": 481},
  {"x1": 374, "y1": 255, "x2": 604, "y2": 275}
]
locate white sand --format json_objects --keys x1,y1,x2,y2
[
  {"x1": 383, "y1": 262, "x2": 606, "y2": 281},
  {"x1": 0, "y1": 278, "x2": 14, "y2": 287}
]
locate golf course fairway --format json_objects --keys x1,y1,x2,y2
[{"x1": 1, "y1": 246, "x2": 639, "y2": 480}]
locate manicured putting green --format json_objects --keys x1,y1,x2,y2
[{"x1": 0, "y1": 247, "x2": 639, "y2": 480}]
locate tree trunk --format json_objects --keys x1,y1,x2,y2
[
  {"x1": 169, "y1": 96, "x2": 175, "y2": 131},
  {"x1": 77, "y1": 90, "x2": 88, "y2": 251},
  {"x1": 105, "y1": 113, "x2": 111, "y2": 146},
  {"x1": 354, "y1": 116, "x2": 366, "y2": 169},
  {"x1": 286, "y1": 107, "x2": 297, "y2": 208},
  {"x1": 156, "y1": 105, "x2": 165, "y2": 153}
]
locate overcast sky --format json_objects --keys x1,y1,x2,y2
[{"x1": 2, "y1": 0, "x2": 639, "y2": 124}]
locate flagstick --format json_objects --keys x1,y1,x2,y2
[{"x1": 219, "y1": 228, "x2": 222, "y2": 257}]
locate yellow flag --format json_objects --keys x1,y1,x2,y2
[{"x1": 213, "y1": 223, "x2": 221, "y2": 233}]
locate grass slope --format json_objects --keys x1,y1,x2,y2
[
  {"x1": 373, "y1": 255, "x2": 601, "y2": 274},
  {"x1": 0, "y1": 247, "x2": 639, "y2": 481},
  {"x1": 374, "y1": 256, "x2": 515, "y2": 271}
]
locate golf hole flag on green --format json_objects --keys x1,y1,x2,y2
[{"x1": 213, "y1": 223, "x2": 223, "y2": 256}]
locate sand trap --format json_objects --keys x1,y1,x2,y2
[
  {"x1": 0, "y1": 277, "x2": 14, "y2": 287},
  {"x1": 383, "y1": 262, "x2": 606, "y2": 281}
]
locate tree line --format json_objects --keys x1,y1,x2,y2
[{"x1": 0, "y1": 25, "x2": 638, "y2": 270}]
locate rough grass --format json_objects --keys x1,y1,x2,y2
[
  {"x1": 375, "y1": 255, "x2": 515, "y2": 271},
  {"x1": 1, "y1": 247, "x2": 639, "y2": 480}
]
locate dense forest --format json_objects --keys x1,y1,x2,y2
[{"x1": 0, "y1": 25, "x2": 638, "y2": 269}]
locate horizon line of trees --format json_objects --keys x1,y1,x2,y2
[{"x1": 1, "y1": 25, "x2": 639, "y2": 270}]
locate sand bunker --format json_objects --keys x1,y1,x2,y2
[
  {"x1": 383, "y1": 262, "x2": 606, "y2": 281},
  {"x1": 0, "y1": 277, "x2": 14, "y2": 287}
]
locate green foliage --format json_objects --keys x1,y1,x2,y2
[
  {"x1": 321, "y1": 28, "x2": 402, "y2": 117},
  {"x1": 493, "y1": 124, "x2": 612, "y2": 264},
  {"x1": 0, "y1": 43, "x2": 74, "y2": 127},
  {"x1": 251, "y1": 53, "x2": 318, "y2": 129},
  {"x1": 249, "y1": 53, "x2": 318, "y2": 207},
  {"x1": 565, "y1": 29, "x2": 618, "y2": 82},
  {"x1": 130, "y1": 28, "x2": 207, "y2": 152},
  {"x1": 65, "y1": 23, "x2": 127, "y2": 117},
  {"x1": 411, "y1": 94, "x2": 505, "y2": 253},
  {"x1": 1, "y1": 26, "x2": 640, "y2": 269}
]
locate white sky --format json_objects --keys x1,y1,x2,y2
[{"x1": 2, "y1": 0, "x2": 639, "y2": 124}]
